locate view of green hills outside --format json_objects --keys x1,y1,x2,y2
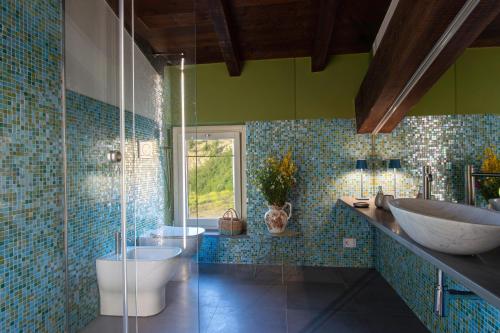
[{"x1": 188, "y1": 138, "x2": 235, "y2": 218}]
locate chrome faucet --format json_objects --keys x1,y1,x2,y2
[
  {"x1": 434, "y1": 268, "x2": 480, "y2": 317},
  {"x1": 423, "y1": 165, "x2": 433, "y2": 200},
  {"x1": 115, "y1": 232, "x2": 121, "y2": 256},
  {"x1": 465, "y1": 164, "x2": 500, "y2": 205},
  {"x1": 114, "y1": 232, "x2": 136, "y2": 256}
]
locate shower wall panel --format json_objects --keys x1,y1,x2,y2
[{"x1": 65, "y1": 90, "x2": 164, "y2": 330}]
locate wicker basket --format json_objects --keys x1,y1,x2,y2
[{"x1": 218, "y1": 208, "x2": 244, "y2": 236}]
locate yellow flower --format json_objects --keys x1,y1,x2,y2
[
  {"x1": 266, "y1": 156, "x2": 279, "y2": 170},
  {"x1": 479, "y1": 147, "x2": 500, "y2": 200},
  {"x1": 278, "y1": 151, "x2": 297, "y2": 178},
  {"x1": 481, "y1": 147, "x2": 500, "y2": 173}
]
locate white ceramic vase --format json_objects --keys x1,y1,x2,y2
[
  {"x1": 264, "y1": 202, "x2": 292, "y2": 234},
  {"x1": 489, "y1": 198, "x2": 500, "y2": 211}
]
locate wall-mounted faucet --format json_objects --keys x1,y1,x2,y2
[
  {"x1": 115, "y1": 231, "x2": 121, "y2": 256},
  {"x1": 434, "y1": 269, "x2": 480, "y2": 317},
  {"x1": 114, "y1": 232, "x2": 136, "y2": 256},
  {"x1": 423, "y1": 165, "x2": 433, "y2": 200},
  {"x1": 465, "y1": 164, "x2": 500, "y2": 206},
  {"x1": 420, "y1": 165, "x2": 482, "y2": 317}
]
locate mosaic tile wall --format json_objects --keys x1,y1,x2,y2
[
  {"x1": 200, "y1": 203, "x2": 375, "y2": 266},
  {"x1": 372, "y1": 114, "x2": 500, "y2": 203},
  {"x1": 375, "y1": 229, "x2": 500, "y2": 333},
  {"x1": 199, "y1": 114, "x2": 499, "y2": 266},
  {"x1": 198, "y1": 114, "x2": 500, "y2": 332},
  {"x1": 200, "y1": 118, "x2": 378, "y2": 266},
  {"x1": 65, "y1": 90, "x2": 164, "y2": 331},
  {"x1": 0, "y1": 1, "x2": 66, "y2": 332}
]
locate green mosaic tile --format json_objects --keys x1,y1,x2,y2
[
  {"x1": 0, "y1": 0, "x2": 65, "y2": 332},
  {"x1": 376, "y1": 230, "x2": 500, "y2": 333},
  {"x1": 65, "y1": 90, "x2": 164, "y2": 331}
]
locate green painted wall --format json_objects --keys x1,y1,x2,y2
[
  {"x1": 409, "y1": 66, "x2": 455, "y2": 116},
  {"x1": 191, "y1": 47, "x2": 500, "y2": 125},
  {"x1": 456, "y1": 47, "x2": 500, "y2": 114},
  {"x1": 196, "y1": 59, "x2": 295, "y2": 124},
  {"x1": 410, "y1": 47, "x2": 500, "y2": 116},
  {"x1": 295, "y1": 55, "x2": 370, "y2": 119}
]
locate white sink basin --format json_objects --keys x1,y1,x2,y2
[{"x1": 388, "y1": 199, "x2": 500, "y2": 255}]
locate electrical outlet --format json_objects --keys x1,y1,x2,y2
[{"x1": 343, "y1": 238, "x2": 357, "y2": 248}]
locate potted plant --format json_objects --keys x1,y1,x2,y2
[
  {"x1": 478, "y1": 147, "x2": 500, "y2": 210},
  {"x1": 255, "y1": 151, "x2": 297, "y2": 233}
]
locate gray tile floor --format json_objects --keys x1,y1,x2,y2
[{"x1": 82, "y1": 263, "x2": 429, "y2": 333}]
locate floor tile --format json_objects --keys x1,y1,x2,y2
[
  {"x1": 286, "y1": 282, "x2": 347, "y2": 311},
  {"x1": 363, "y1": 314, "x2": 429, "y2": 333},
  {"x1": 313, "y1": 313, "x2": 372, "y2": 333},
  {"x1": 81, "y1": 264, "x2": 429, "y2": 333},
  {"x1": 339, "y1": 275, "x2": 413, "y2": 315},
  {"x1": 207, "y1": 306, "x2": 287, "y2": 333},
  {"x1": 287, "y1": 266, "x2": 345, "y2": 284},
  {"x1": 286, "y1": 309, "x2": 322, "y2": 333}
]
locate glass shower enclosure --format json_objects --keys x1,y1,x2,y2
[{"x1": 63, "y1": 0, "x2": 198, "y2": 332}]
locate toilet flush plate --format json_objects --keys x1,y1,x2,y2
[{"x1": 138, "y1": 141, "x2": 153, "y2": 159}]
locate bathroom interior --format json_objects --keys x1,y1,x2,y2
[{"x1": 2, "y1": 0, "x2": 500, "y2": 332}]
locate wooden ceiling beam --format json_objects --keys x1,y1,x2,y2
[
  {"x1": 209, "y1": 0, "x2": 242, "y2": 76},
  {"x1": 311, "y1": 0, "x2": 341, "y2": 72},
  {"x1": 355, "y1": 0, "x2": 500, "y2": 134},
  {"x1": 105, "y1": 0, "x2": 170, "y2": 73}
]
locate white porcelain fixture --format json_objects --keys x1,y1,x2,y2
[
  {"x1": 96, "y1": 246, "x2": 181, "y2": 316},
  {"x1": 389, "y1": 199, "x2": 500, "y2": 255},
  {"x1": 490, "y1": 198, "x2": 500, "y2": 211},
  {"x1": 138, "y1": 226, "x2": 205, "y2": 257}
]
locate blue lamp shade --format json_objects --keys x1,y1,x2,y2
[
  {"x1": 388, "y1": 159, "x2": 401, "y2": 169},
  {"x1": 355, "y1": 159, "x2": 368, "y2": 170}
]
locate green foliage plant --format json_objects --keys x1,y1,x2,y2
[{"x1": 255, "y1": 151, "x2": 297, "y2": 207}]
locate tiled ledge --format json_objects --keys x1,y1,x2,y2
[
  {"x1": 339, "y1": 197, "x2": 500, "y2": 310},
  {"x1": 204, "y1": 230, "x2": 250, "y2": 238}
]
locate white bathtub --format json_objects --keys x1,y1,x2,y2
[
  {"x1": 138, "y1": 226, "x2": 205, "y2": 257},
  {"x1": 96, "y1": 246, "x2": 181, "y2": 317}
]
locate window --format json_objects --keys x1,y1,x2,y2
[{"x1": 173, "y1": 126, "x2": 246, "y2": 229}]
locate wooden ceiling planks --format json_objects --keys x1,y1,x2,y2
[{"x1": 104, "y1": 0, "x2": 500, "y2": 69}]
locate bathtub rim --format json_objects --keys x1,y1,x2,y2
[
  {"x1": 96, "y1": 246, "x2": 182, "y2": 262},
  {"x1": 147, "y1": 225, "x2": 206, "y2": 239}
]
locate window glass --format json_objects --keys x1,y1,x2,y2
[
  {"x1": 187, "y1": 138, "x2": 235, "y2": 219},
  {"x1": 174, "y1": 126, "x2": 245, "y2": 229}
]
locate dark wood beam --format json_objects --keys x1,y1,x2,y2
[
  {"x1": 355, "y1": 0, "x2": 500, "y2": 133},
  {"x1": 208, "y1": 0, "x2": 242, "y2": 76},
  {"x1": 311, "y1": 0, "x2": 341, "y2": 72},
  {"x1": 105, "y1": 0, "x2": 169, "y2": 74}
]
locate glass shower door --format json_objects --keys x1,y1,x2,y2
[
  {"x1": 125, "y1": 0, "x2": 199, "y2": 332},
  {"x1": 64, "y1": 0, "x2": 128, "y2": 331},
  {"x1": 64, "y1": 0, "x2": 198, "y2": 331}
]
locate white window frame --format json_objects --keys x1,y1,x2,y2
[{"x1": 173, "y1": 125, "x2": 246, "y2": 229}]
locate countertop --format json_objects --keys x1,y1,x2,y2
[{"x1": 339, "y1": 197, "x2": 500, "y2": 309}]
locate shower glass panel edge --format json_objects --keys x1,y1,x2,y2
[
  {"x1": 119, "y1": 0, "x2": 128, "y2": 331},
  {"x1": 63, "y1": 0, "x2": 128, "y2": 331},
  {"x1": 126, "y1": 0, "x2": 199, "y2": 332}
]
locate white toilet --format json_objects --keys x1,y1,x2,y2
[{"x1": 96, "y1": 246, "x2": 181, "y2": 317}]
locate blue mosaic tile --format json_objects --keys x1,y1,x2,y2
[
  {"x1": 199, "y1": 118, "x2": 377, "y2": 267},
  {"x1": 0, "y1": 0, "x2": 65, "y2": 332},
  {"x1": 200, "y1": 115, "x2": 499, "y2": 267},
  {"x1": 198, "y1": 115, "x2": 500, "y2": 333},
  {"x1": 65, "y1": 90, "x2": 164, "y2": 331},
  {"x1": 375, "y1": 114, "x2": 500, "y2": 204},
  {"x1": 376, "y1": 230, "x2": 500, "y2": 333}
]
